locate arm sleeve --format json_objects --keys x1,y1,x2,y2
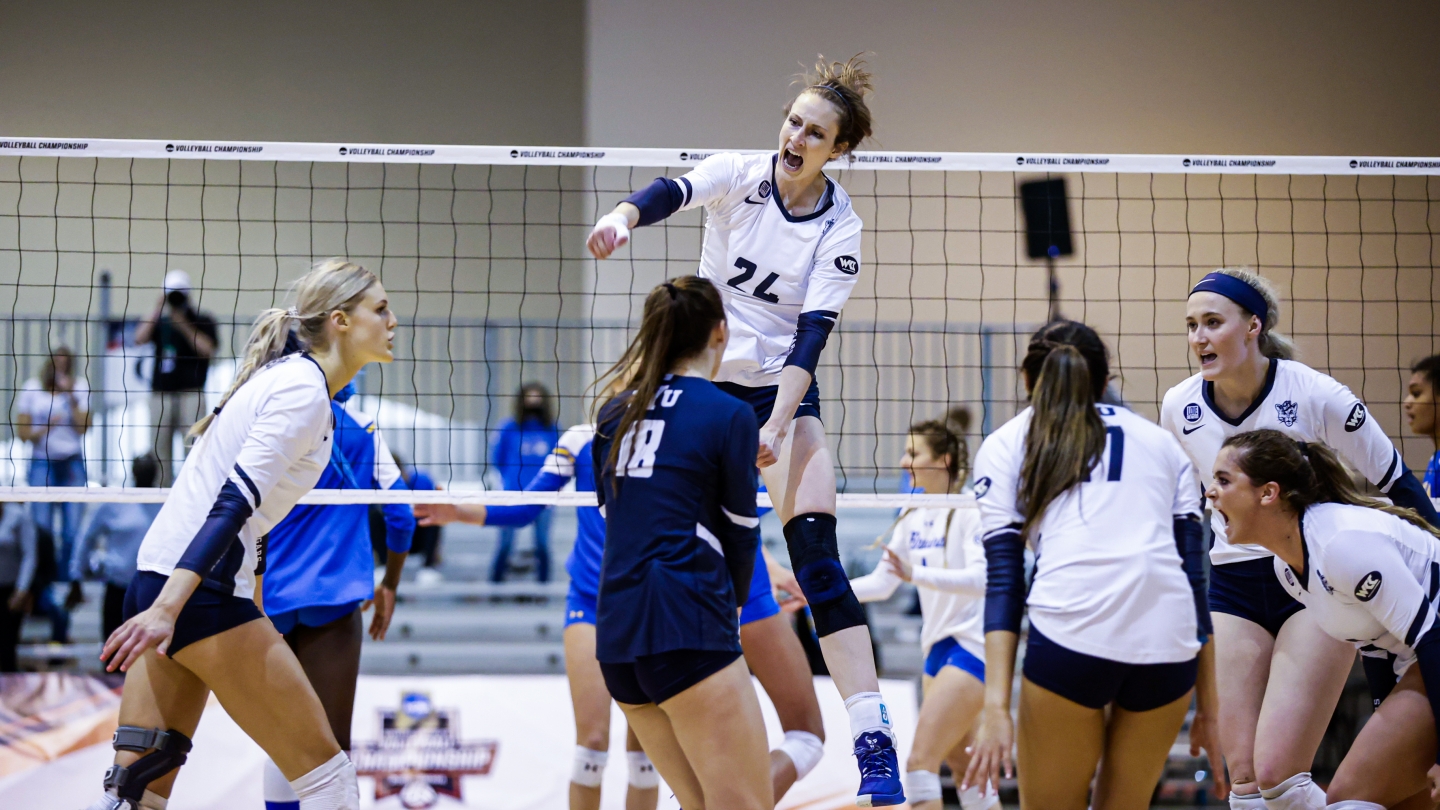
[
  {"x1": 623, "y1": 178, "x2": 687, "y2": 227},
  {"x1": 1175, "y1": 516, "x2": 1213, "y2": 640},
  {"x1": 1386, "y1": 470, "x2": 1440, "y2": 528},
  {"x1": 176, "y1": 380, "x2": 326, "y2": 578},
  {"x1": 973, "y1": 429, "x2": 1028, "y2": 633},
  {"x1": 717, "y1": 405, "x2": 762, "y2": 605},
  {"x1": 849, "y1": 528, "x2": 905, "y2": 602},
  {"x1": 785, "y1": 213, "x2": 863, "y2": 374},
  {"x1": 15, "y1": 512, "x2": 36, "y2": 593}
]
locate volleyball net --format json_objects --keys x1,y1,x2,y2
[{"x1": 1, "y1": 139, "x2": 1437, "y2": 506}]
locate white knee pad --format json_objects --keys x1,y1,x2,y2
[
  {"x1": 265, "y1": 757, "x2": 300, "y2": 804},
  {"x1": 777, "y1": 730, "x2": 825, "y2": 781},
  {"x1": 905, "y1": 770, "x2": 942, "y2": 802},
  {"x1": 1325, "y1": 802, "x2": 1384, "y2": 810},
  {"x1": 571, "y1": 746, "x2": 608, "y2": 788},
  {"x1": 290, "y1": 752, "x2": 359, "y2": 810},
  {"x1": 627, "y1": 750, "x2": 659, "y2": 789},
  {"x1": 1231, "y1": 791, "x2": 1267, "y2": 810},
  {"x1": 1261, "y1": 772, "x2": 1326, "y2": 810},
  {"x1": 958, "y1": 784, "x2": 1000, "y2": 810}
]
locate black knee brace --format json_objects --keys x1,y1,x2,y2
[
  {"x1": 783, "y1": 513, "x2": 866, "y2": 637},
  {"x1": 103, "y1": 726, "x2": 193, "y2": 808}
]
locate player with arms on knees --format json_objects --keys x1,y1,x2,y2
[
  {"x1": 587, "y1": 53, "x2": 901, "y2": 804},
  {"x1": 1209, "y1": 430, "x2": 1440, "y2": 808},
  {"x1": 590, "y1": 276, "x2": 770, "y2": 810},
  {"x1": 80, "y1": 260, "x2": 395, "y2": 810},
  {"x1": 1161, "y1": 268, "x2": 1440, "y2": 810},
  {"x1": 259, "y1": 377, "x2": 416, "y2": 810},
  {"x1": 418, "y1": 425, "x2": 825, "y2": 806},
  {"x1": 964, "y1": 321, "x2": 1224, "y2": 810},
  {"x1": 849, "y1": 415, "x2": 998, "y2": 810},
  {"x1": 1402, "y1": 354, "x2": 1440, "y2": 512}
]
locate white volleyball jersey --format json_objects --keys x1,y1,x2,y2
[
  {"x1": 850, "y1": 503, "x2": 987, "y2": 660},
  {"x1": 675, "y1": 152, "x2": 863, "y2": 386},
  {"x1": 136, "y1": 353, "x2": 333, "y2": 598},
  {"x1": 1275, "y1": 502, "x2": 1440, "y2": 679},
  {"x1": 974, "y1": 405, "x2": 1203, "y2": 664},
  {"x1": 1161, "y1": 359, "x2": 1404, "y2": 566}
]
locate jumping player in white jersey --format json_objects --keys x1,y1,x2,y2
[
  {"x1": 587, "y1": 54, "x2": 902, "y2": 804},
  {"x1": 1208, "y1": 430, "x2": 1440, "y2": 807},
  {"x1": 1160, "y1": 268, "x2": 1440, "y2": 810},
  {"x1": 79, "y1": 260, "x2": 396, "y2": 810},
  {"x1": 849, "y1": 416, "x2": 998, "y2": 810},
  {"x1": 964, "y1": 321, "x2": 1224, "y2": 810}
]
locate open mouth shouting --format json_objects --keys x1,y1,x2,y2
[{"x1": 782, "y1": 147, "x2": 804, "y2": 172}]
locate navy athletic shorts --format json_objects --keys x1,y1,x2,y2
[
  {"x1": 600, "y1": 649, "x2": 742, "y2": 705},
  {"x1": 1209, "y1": 557, "x2": 1303, "y2": 637},
  {"x1": 715, "y1": 378, "x2": 822, "y2": 425},
  {"x1": 1022, "y1": 625, "x2": 1198, "y2": 712},
  {"x1": 123, "y1": 571, "x2": 265, "y2": 657}
]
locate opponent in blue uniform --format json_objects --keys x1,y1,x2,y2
[
  {"x1": 260, "y1": 382, "x2": 415, "y2": 810},
  {"x1": 586, "y1": 275, "x2": 771, "y2": 810},
  {"x1": 1404, "y1": 354, "x2": 1440, "y2": 512}
]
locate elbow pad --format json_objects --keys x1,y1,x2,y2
[
  {"x1": 623, "y1": 177, "x2": 687, "y2": 227},
  {"x1": 1174, "y1": 516, "x2": 1213, "y2": 639},
  {"x1": 783, "y1": 311, "x2": 838, "y2": 375},
  {"x1": 175, "y1": 480, "x2": 254, "y2": 581},
  {"x1": 1385, "y1": 468, "x2": 1440, "y2": 529},
  {"x1": 983, "y1": 524, "x2": 1026, "y2": 634}
]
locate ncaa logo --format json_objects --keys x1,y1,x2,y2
[
  {"x1": 1184, "y1": 403, "x2": 1202, "y2": 423},
  {"x1": 1283, "y1": 567, "x2": 1295, "y2": 586},
  {"x1": 1275, "y1": 400, "x2": 1299, "y2": 427},
  {"x1": 1354, "y1": 570, "x2": 1383, "y2": 601},
  {"x1": 834, "y1": 255, "x2": 859, "y2": 275},
  {"x1": 973, "y1": 476, "x2": 991, "y2": 498},
  {"x1": 757, "y1": 180, "x2": 772, "y2": 199},
  {"x1": 1344, "y1": 402, "x2": 1367, "y2": 432}
]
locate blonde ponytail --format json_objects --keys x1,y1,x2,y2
[{"x1": 190, "y1": 259, "x2": 377, "y2": 438}]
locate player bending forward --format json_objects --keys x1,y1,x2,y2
[
  {"x1": 81, "y1": 260, "x2": 396, "y2": 810},
  {"x1": 588, "y1": 53, "x2": 902, "y2": 805}
]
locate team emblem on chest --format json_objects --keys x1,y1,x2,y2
[{"x1": 1275, "y1": 400, "x2": 1299, "y2": 427}]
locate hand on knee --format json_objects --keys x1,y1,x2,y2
[{"x1": 1259, "y1": 772, "x2": 1325, "y2": 810}]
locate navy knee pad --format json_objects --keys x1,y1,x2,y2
[{"x1": 784, "y1": 513, "x2": 866, "y2": 637}]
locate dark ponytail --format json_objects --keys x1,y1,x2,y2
[
  {"x1": 1223, "y1": 430, "x2": 1440, "y2": 538},
  {"x1": 595, "y1": 276, "x2": 726, "y2": 477},
  {"x1": 1018, "y1": 321, "x2": 1111, "y2": 540}
]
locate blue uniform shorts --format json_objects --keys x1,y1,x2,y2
[
  {"x1": 567, "y1": 548, "x2": 779, "y2": 629},
  {"x1": 715, "y1": 378, "x2": 822, "y2": 425},
  {"x1": 1209, "y1": 557, "x2": 1303, "y2": 637},
  {"x1": 924, "y1": 636, "x2": 986, "y2": 682},
  {"x1": 565, "y1": 588, "x2": 598, "y2": 628},
  {"x1": 1022, "y1": 625, "x2": 1197, "y2": 712},
  {"x1": 124, "y1": 571, "x2": 265, "y2": 657}
]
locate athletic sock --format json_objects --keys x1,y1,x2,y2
[
  {"x1": 958, "y1": 784, "x2": 1001, "y2": 810},
  {"x1": 83, "y1": 791, "x2": 120, "y2": 810},
  {"x1": 843, "y1": 692, "x2": 892, "y2": 741},
  {"x1": 83, "y1": 789, "x2": 167, "y2": 810},
  {"x1": 1230, "y1": 791, "x2": 1266, "y2": 810},
  {"x1": 289, "y1": 752, "x2": 359, "y2": 810},
  {"x1": 265, "y1": 757, "x2": 301, "y2": 810},
  {"x1": 1260, "y1": 772, "x2": 1325, "y2": 810}
]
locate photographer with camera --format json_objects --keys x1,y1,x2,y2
[{"x1": 135, "y1": 269, "x2": 218, "y2": 485}]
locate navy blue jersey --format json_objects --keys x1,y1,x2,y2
[{"x1": 593, "y1": 375, "x2": 761, "y2": 662}]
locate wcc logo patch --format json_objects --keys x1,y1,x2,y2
[
  {"x1": 1354, "y1": 570, "x2": 1383, "y2": 601},
  {"x1": 1344, "y1": 402, "x2": 1367, "y2": 432},
  {"x1": 1184, "y1": 403, "x2": 1202, "y2": 423},
  {"x1": 1275, "y1": 400, "x2": 1299, "y2": 427},
  {"x1": 973, "y1": 476, "x2": 992, "y2": 498},
  {"x1": 834, "y1": 255, "x2": 859, "y2": 275}
]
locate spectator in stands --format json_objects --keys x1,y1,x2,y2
[
  {"x1": 1404, "y1": 353, "x2": 1440, "y2": 508},
  {"x1": 0, "y1": 502, "x2": 37, "y2": 672},
  {"x1": 15, "y1": 345, "x2": 90, "y2": 644},
  {"x1": 134, "y1": 269, "x2": 218, "y2": 485},
  {"x1": 392, "y1": 453, "x2": 445, "y2": 587},
  {"x1": 489, "y1": 382, "x2": 560, "y2": 583},
  {"x1": 67, "y1": 454, "x2": 161, "y2": 639}
]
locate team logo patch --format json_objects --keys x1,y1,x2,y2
[
  {"x1": 1344, "y1": 402, "x2": 1367, "y2": 432},
  {"x1": 1184, "y1": 403, "x2": 1202, "y2": 423},
  {"x1": 1283, "y1": 567, "x2": 1296, "y2": 587},
  {"x1": 1354, "y1": 570, "x2": 1383, "y2": 601},
  {"x1": 973, "y1": 476, "x2": 991, "y2": 498},
  {"x1": 1275, "y1": 400, "x2": 1299, "y2": 427},
  {"x1": 757, "y1": 179, "x2": 772, "y2": 199},
  {"x1": 834, "y1": 255, "x2": 859, "y2": 275}
]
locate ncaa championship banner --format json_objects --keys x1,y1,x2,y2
[{"x1": 0, "y1": 674, "x2": 916, "y2": 809}]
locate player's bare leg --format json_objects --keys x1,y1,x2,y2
[
  {"x1": 1090, "y1": 690, "x2": 1194, "y2": 810},
  {"x1": 907, "y1": 668, "x2": 987, "y2": 810},
  {"x1": 1326, "y1": 664, "x2": 1436, "y2": 807},
  {"x1": 742, "y1": 611, "x2": 825, "y2": 800}
]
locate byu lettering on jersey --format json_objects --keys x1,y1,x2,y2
[{"x1": 591, "y1": 375, "x2": 761, "y2": 662}]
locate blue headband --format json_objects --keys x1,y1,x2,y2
[{"x1": 1189, "y1": 272, "x2": 1268, "y2": 324}]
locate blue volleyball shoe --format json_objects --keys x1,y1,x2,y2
[{"x1": 854, "y1": 730, "x2": 905, "y2": 806}]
